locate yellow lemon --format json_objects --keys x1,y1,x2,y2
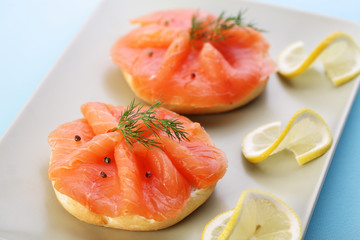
[
  {"x1": 277, "y1": 32, "x2": 360, "y2": 86},
  {"x1": 201, "y1": 190, "x2": 302, "y2": 240},
  {"x1": 241, "y1": 108, "x2": 332, "y2": 165}
]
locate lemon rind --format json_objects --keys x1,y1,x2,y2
[{"x1": 201, "y1": 209, "x2": 234, "y2": 240}]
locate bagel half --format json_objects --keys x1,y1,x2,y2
[
  {"x1": 111, "y1": 9, "x2": 276, "y2": 115},
  {"x1": 48, "y1": 102, "x2": 228, "y2": 231}
]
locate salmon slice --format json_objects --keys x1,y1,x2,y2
[
  {"x1": 48, "y1": 119, "x2": 94, "y2": 164},
  {"x1": 81, "y1": 102, "x2": 118, "y2": 135},
  {"x1": 126, "y1": 26, "x2": 184, "y2": 49},
  {"x1": 49, "y1": 131, "x2": 122, "y2": 179},
  {"x1": 49, "y1": 130, "x2": 123, "y2": 216},
  {"x1": 133, "y1": 142, "x2": 192, "y2": 221},
  {"x1": 152, "y1": 31, "x2": 190, "y2": 93},
  {"x1": 130, "y1": 9, "x2": 214, "y2": 27},
  {"x1": 113, "y1": 141, "x2": 144, "y2": 216},
  {"x1": 48, "y1": 102, "x2": 227, "y2": 221},
  {"x1": 111, "y1": 9, "x2": 276, "y2": 112},
  {"x1": 160, "y1": 135, "x2": 227, "y2": 189}
]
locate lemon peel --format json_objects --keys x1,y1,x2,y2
[
  {"x1": 201, "y1": 210, "x2": 233, "y2": 240},
  {"x1": 241, "y1": 108, "x2": 332, "y2": 165},
  {"x1": 277, "y1": 32, "x2": 360, "y2": 86},
  {"x1": 201, "y1": 190, "x2": 302, "y2": 240}
]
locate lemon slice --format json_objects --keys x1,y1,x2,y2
[
  {"x1": 202, "y1": 190, "x2": 302, "y2": 240},
  {"x1": 277, "y1": 32, "x2": 360, "y2": 86},
  {"x1": 241, "y1": 108, "x2": 332, "y2": 165}
]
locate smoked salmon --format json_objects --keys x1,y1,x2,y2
[
  {"x1": 48, "y1": 102, "x2": 227, "y2": 229},
  {"x1": 111, "y1": 9, "x2": 276, "y2": 114}
]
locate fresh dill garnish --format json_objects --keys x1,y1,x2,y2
[
  {"x1": 112, "y1": 99, "x2": 189, "y2": 149},
  {"x1": 189, "y1": 10, "x2": 264, "y2": 43}
]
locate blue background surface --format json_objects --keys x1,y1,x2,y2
[{"x1": 0, "y1": 0, "x2": 359, "y2": 239}]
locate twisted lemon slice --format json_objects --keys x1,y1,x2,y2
[
  {"x1": 241, "y1": 109, "x2": 332, "y2": 165},
  {"x1": 202, "y1": 190, "x2": 302, "y2": 240},
  {"x1": 277, "y1": 32, "x2": 360, "y2": 86}
]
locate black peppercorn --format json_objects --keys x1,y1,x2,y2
[
  {"x1": 104, "y1": 157, "x2": 111, "y2": 164},
  {"x1": 145, "y1": 171, "x2": 152, "y2": 178},
  {"x1": 100, "y1": 171, "x2": 107, "y2": 178}
]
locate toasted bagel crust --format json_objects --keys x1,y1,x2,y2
[
  {"x1": 52, "y1": 183, "x2": 215, "y2": 231},
  {"x1": 122, "y1": 71, "x2": 268, "y2": 114}
]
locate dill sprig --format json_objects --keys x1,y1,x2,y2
[
  {"x1": 112, "y1": 99, "x2": 189, "y2": 149},
  {"x1": 190, "y1": 10, "x2": 264, "y2": 43}
]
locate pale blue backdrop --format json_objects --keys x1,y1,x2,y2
[{"x1": 0, "y1": 0, "x2": 359, "y2": 239}]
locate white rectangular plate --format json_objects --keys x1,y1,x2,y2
[{"x1": 1, "y1": 0, "x2": 359, "y2": 239}]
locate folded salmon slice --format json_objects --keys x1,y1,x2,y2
[{"x1": 48, "y1": 102, "x2": 227, "y2": 221}]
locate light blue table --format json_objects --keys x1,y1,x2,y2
[{"x1": 1, "y1": 0, "x2": 359, "y2": 239}]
